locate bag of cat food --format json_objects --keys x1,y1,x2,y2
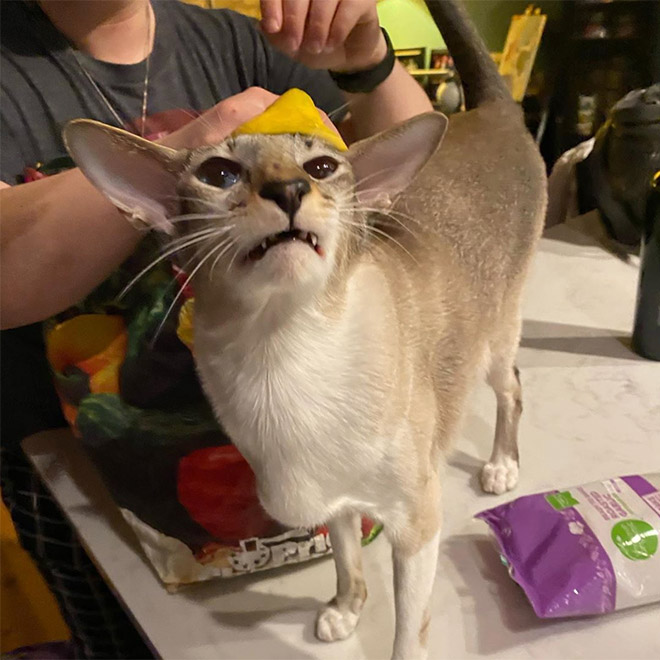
[
  {"x1": 476, "y1": 474, "x2": 660, "y2": 617},
  {"x1": 36, "y1": 157, "x2": 380, "y2": 589}
]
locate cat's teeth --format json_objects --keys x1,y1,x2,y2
[
  {"x1": 261, "y1": 240, "x2": 268, "y2": 251},
  {"x1": 310, "y1": 233, "x2": 318, "y2": 247}
]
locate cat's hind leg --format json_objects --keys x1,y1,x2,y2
[
  {"x1": 315, "y1": 511, "x2": 367, "y2": 642},
  {"x1": 481, "y1": 314, "x2": 523, "y2": 494}
]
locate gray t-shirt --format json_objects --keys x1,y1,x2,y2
[
  {"x1": 0, "y1": 0, "x2": 345, "y2": 447},
  {"x1": 1, "y1": 0, "x2": 345, "y2": 182}
]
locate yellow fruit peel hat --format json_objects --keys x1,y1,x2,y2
[{"x1": 232, "y1": 88, "x2": 347, "y2": 152}]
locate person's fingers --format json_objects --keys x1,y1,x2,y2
[
  {"x1": 161, "y1": 88, "x2": 279, "y2": 148},
  {"x1": 302, "y1": 0, "x2": 340, "y2": 55},
  {"x1": 211, "y1": 87, "x2": 280, "y2": 138},
  {"x1": 327, "y1": 0, "x2": 371, "y2": 49},
  {"x1": 260, "y1": 0, "x2": 283, "y2": 34},
  {"x1": 280, "y1": 0, "x2": 312, "y2": 53}
]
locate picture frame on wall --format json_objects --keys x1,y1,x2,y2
[
  {"x1": 429, "y1": 49, "x2": 455, "y2": 71},
  {"x1": 394, "y1": 47, "x2": 426, "y2": 73}
]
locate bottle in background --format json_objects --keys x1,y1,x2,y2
[{"x1": 632, "y1": 171, "x2": 660, "y2": 361}]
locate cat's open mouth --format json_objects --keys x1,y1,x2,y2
[{"x1": 246, "y1": 230, "x2": 323, "y2": 262}]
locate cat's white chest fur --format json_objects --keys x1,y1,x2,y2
[{"x1": 194, "y1": 266, "x2": 401, "y2": 528}]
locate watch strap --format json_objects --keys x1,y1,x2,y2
[{"x1": 329, "y1": 28, "x2": 396, "y2": 94}]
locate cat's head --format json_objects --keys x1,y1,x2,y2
[{"x1": 64, "y1": 111, "x2": 446, "y2": 305}]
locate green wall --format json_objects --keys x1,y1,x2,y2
[
  {"x1": 463, "y1": 1, "x2": 561, "y2": 51},
  {"x1": 378, "y1": 0, "x2": 562, "y2": 62},
  {"x1": 377, "y1": 0, "x2": 447, "y2": 55}
]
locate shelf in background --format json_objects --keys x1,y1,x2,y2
[
  {"x1": 408, "y1": 69, "x2": 452, "y2": 78},
  {"x1": 571, "y1": 36, "x2": 643, "y2": 44}
]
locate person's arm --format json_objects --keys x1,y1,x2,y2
[
  {"x1": 0, "y1": 171, "x2": 138, "y2": 329},
  {"x1": 0, "y1": 88, "x2": 279, "y2": 330},
  {"x1": 259, "y1": 0, "x2": 433, "y2": 140},
  {"x1": 339, "y1": 61, "x2": 433, "y2": 141}
]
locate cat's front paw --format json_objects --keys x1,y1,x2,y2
[
  {"x1": 480, "y1": 457, "x2": 519, "y2": 495},
  {"x1": 315, "y1": 603, "x2": 360, "y2": 642}
]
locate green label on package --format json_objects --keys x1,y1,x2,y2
[
  {"x1": 546, "y1": 491, "x2": 580, "y2": 510},
  {"x1": 611, "y1": 520, "x2": 659, "y2": 561}
]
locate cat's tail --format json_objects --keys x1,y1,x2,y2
[{"x1": 424, "y1": 0, "x2": 511, "y2": 109}]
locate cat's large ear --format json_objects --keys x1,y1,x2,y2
[
  {"x1": 347, "y1": 112, "x2": 448, "y2": 209},
  {"x1": 63, "y1": 119, "x2": 183, "y2": 233}
]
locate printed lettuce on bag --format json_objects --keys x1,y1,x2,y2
[{"x1": 476, "y1": 474, "x2": 660, "y2": 617}]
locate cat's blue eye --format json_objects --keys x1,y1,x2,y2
[
  {"x1": 303, "y1": 156, "x2": 339, "y2": 180},
  {"x1": 195, "y1": 157, "x2": 243, "y2": 189}
]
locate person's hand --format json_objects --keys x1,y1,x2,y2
[
  {"x1": 259, "y1": 0, "x2": 387, "y2": 73},
  {"x1": 159, "y1": 87, "x2": 278, "y2": 149},
  {"x1": 159, "y1": 87, "x2": 340, "y2": 150}
]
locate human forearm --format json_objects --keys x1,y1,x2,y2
[
  {"x1": 0, "y1": 169, "x2": 139, "y2": 329},
  {"x1": 341, "y1": 61, "x2": 434, "y2": 141}
]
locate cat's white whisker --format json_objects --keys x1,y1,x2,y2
[
  {"x1": 167, "y1": 212, "x2": 235, "y2": 224},
  {"x1": 149, "y1": 238, "x2": 231, "y2": 347},
  {"x1": 159, "y1": 226, "x2": 227, "y2": 251},
  {"x1": 213, "y1": 103, "x2": 230, "y2": 132},
  {"x1": 360, "y1": 204, "x2": 419, "y2": 224},
  {"x1": 225, "y1": 245, "x2": 242, "y2": 275},
  {"x1": 366, "y1": 215, "x2": 419, "y2": 239},
  {"x1": 116, "y1": 228, "x2": 226, "y2": 300},
  {"x1": 328, "y1": 101, "x2": 351, "y2": 121},
  {"x1": 176, "y1": 108, "x2": 216, "y2": 134},
  {"x1": 338, "y1": 204, "x2": 420, "y2": 239},
  {"x1": 353, "y1": 164, "x2": 400, "y2": 190},
  {"x1": 337, "y1": 194, "x2": 421, "y2": 224},
  {"x1": 209, "y1": 238, "x2": 237, "y2": 280},
  {"x1": 369, "y1": 228, "x2": 418, "y2": 265},
  {"x1": 162, "y1": 194, "x2": 215, "y2": 203}
]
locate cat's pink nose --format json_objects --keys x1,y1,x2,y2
[{"x1": 259, "y1": 179, "x2": 311, "y2": 221}]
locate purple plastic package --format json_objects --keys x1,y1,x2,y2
[{"x1": 476, "y1": 474, "x2": 660, "y2": 618}]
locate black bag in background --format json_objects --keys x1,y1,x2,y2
[{"x1": 578, "y1": 84, "x2": 660, "y2": 246}]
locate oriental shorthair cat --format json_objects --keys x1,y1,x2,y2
[{"x1": 64, "y1": 1, "x2": 546, "y2": 656}]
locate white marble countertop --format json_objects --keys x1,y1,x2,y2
[{"x1": 25, "y1": 214, "x2": 660, "y2": 660}]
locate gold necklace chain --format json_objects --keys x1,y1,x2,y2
[{"x1": 67, "y1": 2, "x2": 153, "y2": 138}]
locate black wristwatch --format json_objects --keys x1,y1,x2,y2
[{"x1": 329, "y1": 28, "x2": 395, "y2": 94}]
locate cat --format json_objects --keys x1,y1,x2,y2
[{"x1": 63, "y1": 1, "x2": 546, "y2": 657}]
